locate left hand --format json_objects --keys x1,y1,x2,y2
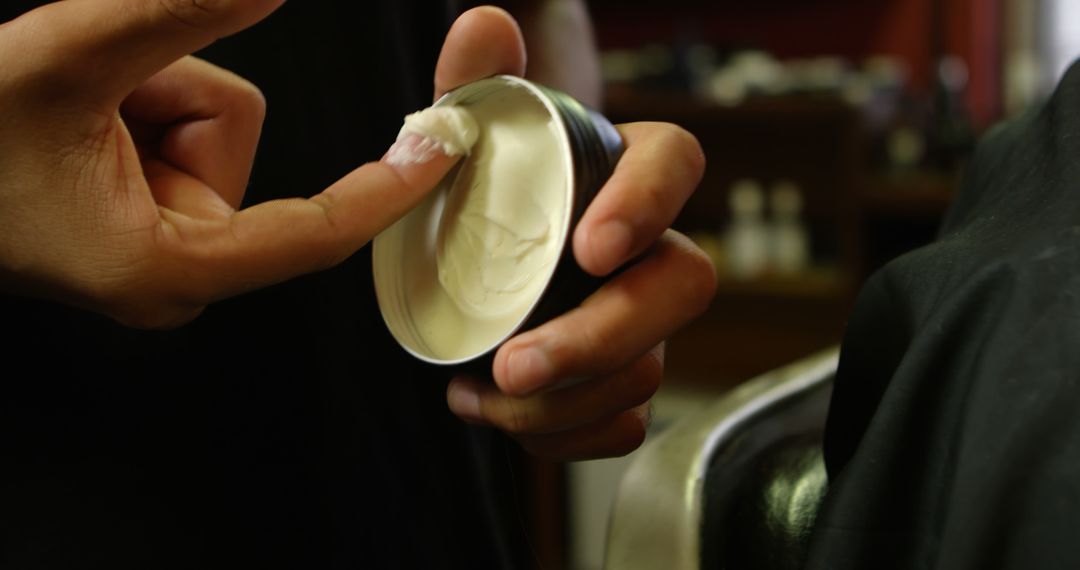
[{"x1": 438, "y1": 7, "x2": 716, "y2": 461}]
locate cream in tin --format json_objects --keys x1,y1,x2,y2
[
  {"x1": 435, "y1": 92, "x2": 566, "y2": 321},
  {"x1": 374, "y1": 75, "x2": 623, "y2": 367}
]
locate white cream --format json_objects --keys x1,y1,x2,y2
[
  {"x1": 435, "y1": 96, "x2": 566, "y2": 319},
  {"x1": 398, "y1": 106, "x2": 479, "y2": 157}
]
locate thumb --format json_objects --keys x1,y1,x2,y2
[
  {"x1": 435, "y1": 6, "x2": 526, "y2": 100},
  {"x1": 15, "y1": 0, "x2": 284, "y2": 107}
]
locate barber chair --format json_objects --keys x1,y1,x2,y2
[{"x1": 604, "y1": 347, "x2": 839, "y2": 570}]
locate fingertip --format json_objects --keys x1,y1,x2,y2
[
  {"x1": 517, "y1": 411, "x2": 649, "y2": 461},
  {"x1": 575, "y1": 218, "x2": 633, "y2": 277},
  {"x1": 493, "y1": 348, "x2": 512, "y2": 393},
  {"x1": 572, "y1": 224, "x2": 599, "y2": 276},
  {"x1": 492, "y1": 344, "x2": 523, "y2": 396},
  {"x1": 620, "y1": 411, "x2": 649, "y2": 452},
  {"x1": 459, "y1": 5, "x2": 518, "y2": 25},
  {"x1": 377, "y1": 134, "x2": 461, "y2": 197},
  {"x1": 447, "y1": 377, "x2": 484, "y2": 423},
  {"x1": 435, "y1": 6, "x2": 526, "y2": 99},
  {"x1": 494, "y1": 342, "x2": 555, "y2": 397}
]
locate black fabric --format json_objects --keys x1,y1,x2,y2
[
  {"x1": 1, "y1": 3, "x2": 530, "y2": 569},
  {"x1": 807, "y1": 61, "x2": 1080, "y2": 569}
]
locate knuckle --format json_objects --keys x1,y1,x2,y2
[
  {"x1": 260, "y1": 197, "x2": 350, "y2": 273},
  {"x1": 668, "y1": 232, "x2": 718, "y2": 316},
  {"x1": 518, "y1": 434, "x2": 582, "y2": 462},
  {"x1": 92, "y1": 279, "x2": 199, "y2": 329},
  {"x1": 96, "y1": 284, "x2": 205, "y2": 330},
  {"x1": 79, "y1": 254, "x2": 207, "y2": 330},
  {"x1": 628, "y1": 355, "x2": 663, "y2": 404},
  {"x1": 157, "y1": 0, "x2": 230, "y2": 29},
  {"x1": 661, "y1": 123, "x2": 706, "y2": 180},
  {"x1": 115, "y1": 304, "x2": 203, "y2": 330},
  {"x1": 516, "y1": 437, "x2": 561, "y2": 461},
  {"x1": 570, "y1": 323, "x2": 613, "y2": 370},
  {"x1": 636, "y1": 401, "x2": 656, "y2": 431},
  {"x1": 612, "y1": 426, "x2": 648, "y2": 457},
  {"x1": 594, "y1": 418, "x2": 648, "y2": 460},
  {"x1": 634, "y1": 180, "x2": 668, "y2": 220},
  {"x1": 619, "y1": 413, "x2": 650, "y2": 452},
  {"x1": 231, "y1": 77, "x2": 267, "y2": 120},
  {"x1": 307, "y1": 195, "x2": 345, "y2": 255},
  {"x1": 516, "y1": 415, "x2": 650, "y2": 461},
  {"x1": 612, "y1": 355, "x2": 663, "y2": 410},
  {"x1": 493, "y1": 399, "x2": 537, "y2": 435}
]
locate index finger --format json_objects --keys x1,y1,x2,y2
[{"x1": 158, "y1": 135, "x2": 461, "y2": 304}]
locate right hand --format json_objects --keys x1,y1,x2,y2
[{"x1": 0, "y1": 0, "x2": 459, "y2": 328}]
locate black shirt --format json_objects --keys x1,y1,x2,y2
[
  {"x1": 1, "y1": 2, "x2": 529, "y2": 568},
  {"x1": 808, "y1": 61, "x2": 1080, "y2": 569}
]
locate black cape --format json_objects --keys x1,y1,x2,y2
[{"x1": 808, "y1": 62, "x2": 1080, "y2": 569}]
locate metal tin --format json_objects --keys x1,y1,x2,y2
[{"x1": 373, "y1": 75, "x2": 624, "y2": 370}]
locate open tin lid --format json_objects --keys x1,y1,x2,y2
[{"x1": 373, "y1": 75, "x2": 623, "y2": 369}]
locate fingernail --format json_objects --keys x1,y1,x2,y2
[
  {"x1": 447, "y1": 380, "x2": 482, "y2": 421},
  {"x1": 591, "y1": 220, "x2": 633, "y2": 273},
  {"x1": 384, "y1": 133, "x2": 445, "y2": 167},
  {"x1": 507, "y1": 346, "x2": 555, "y2": 395}
]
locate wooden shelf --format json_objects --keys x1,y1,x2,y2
[
  {"x1": 665, "y1": 280, "x2": 852, "y2": 390},
  {"x1": 710, "y1": 270, "x2": 849, "y2": 300},
  {"x1": 604, "y1": 89, "x2": 855, "y2": 124},
  {"x1": 860, "y1": 172, "x2": 958, "y2": 218}
]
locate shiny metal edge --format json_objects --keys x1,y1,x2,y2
[{"x1": 603, "y1": 346, "x2": 841, "y2": 570}]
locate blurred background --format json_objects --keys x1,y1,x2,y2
[{"x1": 512, "y1": 1, "x2": 1080, "y2": 568}]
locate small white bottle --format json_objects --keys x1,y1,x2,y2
[
  {"x1": 724, "y1": 179, "x2": 769, "y2": 279},
  {"x1": 769, "y1": 180, "x2": 811, "y2": 275}
]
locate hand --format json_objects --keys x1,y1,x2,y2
[
  {"x1": 0, "y1": 0, "x2": 460, "y2": 328},
  {"x1": 440, "y1": 8, "x2": 716, "y2": 460}
]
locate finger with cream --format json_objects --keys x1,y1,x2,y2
[{"x1": 388, "y1": 106, "x2": 480, "y2": 165}]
